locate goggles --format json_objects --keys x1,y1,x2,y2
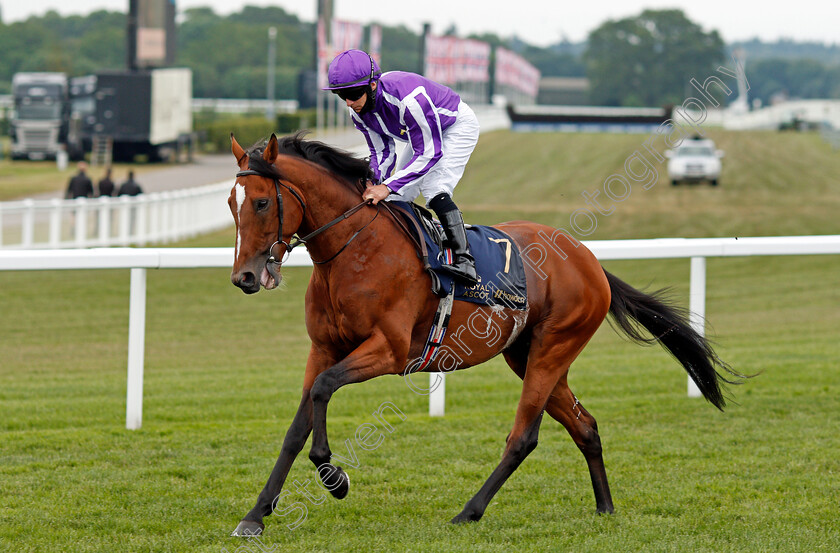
[{"x1": 335, "y1": 86, "x2": 367, "y2": 102}]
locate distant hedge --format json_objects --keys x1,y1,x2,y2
[{"x1": 196, "y1": 110, "x2": 316, "y2": 153}]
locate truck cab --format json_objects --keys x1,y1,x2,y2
[{"x1": 10, "y1": 73, "x2": 69, "y2": 160}]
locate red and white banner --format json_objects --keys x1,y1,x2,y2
[
  {"x1": 317, "y1": 17, "x2": 364, "y2": 89},
  {"x1": 424, "y1": 34, "x2": 490, "y2": 85},
  {"x1": 495, "y1": 47, "x2": 541, "y2": 98},
  {"x1": 368, "y1": 24, "x2": 382, "y2": 66},
  {"x1": 331, "y1": 19, "x2": 364, "y2": 52},
  {"x1": 317, "y1": 18, "x2": 329, "y2": 89}
]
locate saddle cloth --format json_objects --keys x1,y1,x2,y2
[{"x1": 389, "y1": 201, "x2": 528, "y2": 311}]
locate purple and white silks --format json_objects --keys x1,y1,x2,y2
[{"x1": 350, "y1": 71, "x2": 464, "y2": 194}]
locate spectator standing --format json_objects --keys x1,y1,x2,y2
[
  {"x1": 65, "y1": 162, "x2": 94, "y2": 199},
  {"x1": 118, "y1": 171, "x2": 144, "y2": 196},
  {"x1": 98, "y1": 167, "x2": 116, "y2": 197}
]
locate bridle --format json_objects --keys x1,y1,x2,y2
[
  {"x1": 235, "y1": 169, "x2": 377, "y2": 267},
  {"x1": 235, "y1": 169, "x2": 306, "y2": 265}
]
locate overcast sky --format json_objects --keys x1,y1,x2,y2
[{"x1": 2, "y1": 0, "x2": 837, "y2": 46}]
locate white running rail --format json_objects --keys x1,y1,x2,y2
[
  {"x1": 1, "y1": 235, "x2": 839, "y2": 429},
  {"x1": 0, "y1": 181, "x2": 233, "y2": 249}
]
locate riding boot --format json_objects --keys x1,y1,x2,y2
[{"x1": 438, "y1": 209, "x2": 478, "y2": 286}]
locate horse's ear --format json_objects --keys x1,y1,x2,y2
[
  {"x1": 231, "y1": 133, "x2": 248, "y2": 169},
  {"x1": 263, "y1": 133, "x2": 279, "y2": 164}
]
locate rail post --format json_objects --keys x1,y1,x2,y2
[
  {"x1": 118, "y1": 197, "x2": 131, "y2": 246},
  {"x1": 98, "y1": 197, "x2": 111, "y2": 246},
  {"x1": 74, "y1": 198, "x2": 88, "y2": 247},
  {"x1": 136, "y1": 197, "x2": 149, "y2": 246},
  {"x1": 688, "y1": 256, "x2": 706, "y2": 398},
  {"x1": 22, "y1": 199, "x2": 35, "y2": 248},
  {"x1": 49, "y1": 198, "x2": 62, "y2": 247},
  {"x1": 429, "y1": 374, "x2": 445, "y2": 416},
  {"x1": 126, "y1": 267, "x2": 147, "y2": 430}
]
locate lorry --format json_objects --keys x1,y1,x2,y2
[
  {"x1": 9, "y1": 72, "x2": 70, "y2": 160},
  {"x1": 68, "y1": 68, "x2": 193, "y2": 162}
]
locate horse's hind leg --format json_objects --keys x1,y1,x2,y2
[
  {"x1": 451, "y1": 331, "x2": 585, "y2": 523},
  {"x1": 495, "y1": 332, "x2": 613, "y2": 516},
  {"x1": 546, "y1": 380, "x2": 614, "y2": 514},
  {"x1": 450, "y1": 371, "x2": 549, "y2": 523}
]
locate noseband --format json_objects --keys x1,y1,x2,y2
[{"x1": 235, "y1": 169, "x2": 375, "y2": 266}]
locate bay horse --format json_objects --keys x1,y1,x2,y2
[{"x1": 227, "y1": 132, "x2": 739, "y2": 536}]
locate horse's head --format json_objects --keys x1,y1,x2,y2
[{"x1": 229, "y1": 133, "x2": 306, "y2": 294}]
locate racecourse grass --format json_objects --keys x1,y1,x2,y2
[{"x1": 2, "y1": 129, "x2": 840, "y2": 552}]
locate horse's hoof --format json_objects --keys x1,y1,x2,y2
[
  {"x1": 318, "y1": 464, "x2": 350, "y2": 500},
  {"x1": 450, "y1": 507, "x2": 482, "y2": 524},
  {"x1": 329, "y1": 467, "x2": 350, "y2": 499},
  {"x1": 231, "y1": 519, "x2": 265, "y2": 537}
]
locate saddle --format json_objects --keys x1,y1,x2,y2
[
  {"x1": 408, "y1": 203, "x2": 450, "y2": 251},
  {"x1": 381, "y1": 201, "x2": 528, "y2": 312}
]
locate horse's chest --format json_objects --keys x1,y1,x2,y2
[
  {"x1": 327, "y1": 318, "x2": 360, "y2": 349},
  {"x1": 320, "y1": 296, "x2": 376, "y2": 349}
]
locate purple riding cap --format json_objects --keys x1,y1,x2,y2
[{"x1": 323, "y1": 49, "x2": 381, "y2": 90}]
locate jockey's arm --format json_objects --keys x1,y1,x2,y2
[
  {"x1": 381, "y1": 93, "x2": 444, "y2": 192},
  {"x1": 353, "y1": 114, "x2": 401, "y2": 185}
]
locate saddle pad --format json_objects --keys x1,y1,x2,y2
[{"x1": 390, "y1": 201, "x2": 528, "y2": 310}]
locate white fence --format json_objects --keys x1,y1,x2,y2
[
  {"x1": 1, "y1": 235, "x2": 839, "y2": 429},
  {"x1": 0, "y1": 181, "x2": 233, "y2": 249},
  {"x1": 720, "y1": 99, "x2": 840, "y2": 131}
]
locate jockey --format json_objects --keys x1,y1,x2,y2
[{"x1": 323, "y1": 49, "x2": 479, "y2": 285}]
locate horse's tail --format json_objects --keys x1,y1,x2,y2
[{"x1": 603, "y1": 269, "x2": 743, "y2": 411}]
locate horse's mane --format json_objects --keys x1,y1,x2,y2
[{"x1": 246, "y1": 131, "x2": 373, "y2": 189}]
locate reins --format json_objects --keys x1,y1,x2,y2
[{"x1": 302, "y1": 201, "x2": 377, "y2": 265}]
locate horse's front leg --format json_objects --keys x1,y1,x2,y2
[
  {"x1": 231, "y1": 347, "x2": 335, "y2": 537},
  {"x1": 308, "y1": 333, "x2": 400, "y2": 498}
]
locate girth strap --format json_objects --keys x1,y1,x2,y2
[{"x1": 404, "y1": 287, "x2": 456, "y2": 376}]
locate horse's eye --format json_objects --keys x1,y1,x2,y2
[{"x1": 255, "y1": 198, "x2": 270, "y2": 211}]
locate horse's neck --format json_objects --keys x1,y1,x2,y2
[
  {"x1": 304, "y1": 180, "x2": 360, "y2": 232},
  {"x1": 275, "y1": 156, "x2": 357, "y2": 225},
  {"x1": 281, "y1": 160, "x2": 368, "y2": 260}
]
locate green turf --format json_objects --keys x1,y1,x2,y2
[
  {"x1": 459, "y1": 129, "x2": 840, "y2": 237},
  {"x1": 1, "y1": 130, "x2": 839, "y2": 552}
]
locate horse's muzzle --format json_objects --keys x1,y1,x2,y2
[{"x1": 231, "y1": 271, "x2": 260, "y2": 294}]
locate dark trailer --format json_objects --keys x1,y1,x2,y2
[{"x1": 68, "y1": 68, "x2": 192, "y2": 162}]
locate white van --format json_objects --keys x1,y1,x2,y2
[{"x1": 666, "y1": 136, "x2": 725, "y2": 186}]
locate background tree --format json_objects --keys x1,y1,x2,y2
[
  {"x1": 1, "y1": 8, "x2": 837, "y2": 104},
  {"x1": 747, "y1": 58, "x2": 840, "y2": 104},
  {"x1": 177, "y1": 7, "x2": 312, "y2": 98},
  {"x1": 584, "y1": 9, "x2": 725, "y2": 106},
  {"x1": 379, "y1": 24, "x2": 422, "y2": 73}
]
